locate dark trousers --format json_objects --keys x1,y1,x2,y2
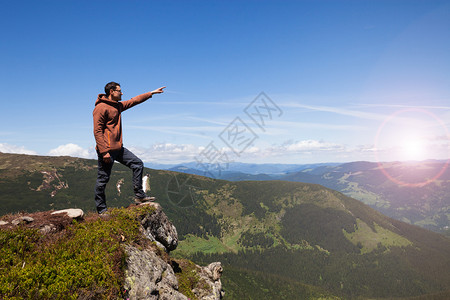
[{"x1": 94, "y1": 147, "x2": 146, "y2": 213}]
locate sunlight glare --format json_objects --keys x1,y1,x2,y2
[
  {"x1": 375, "y1": 108, "x2": 450, "y2": 187},
  {"x1": 400, "y1": 136, "x2": 426, "y2": 161}
]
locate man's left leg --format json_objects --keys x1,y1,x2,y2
[{"x1": 119, "y1": 147, "x2": 154, "y2": 202}]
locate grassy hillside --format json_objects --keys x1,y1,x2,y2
[
  {"x1": 282, "y1": 161, "x2": 450, "y2": 234},
  {"x1": 162, "y1": 160, "x2": 450, "y2": 234},
  {"x1": 175, "y1": 180, "x2": 450, "y2": 299},
  {"x1": 1, "y1": 153, "x2": 450, "y2": 299}
]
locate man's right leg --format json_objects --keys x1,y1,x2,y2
[{"x1": 94, "y1": 154, "x2": 113, "y2": 214}]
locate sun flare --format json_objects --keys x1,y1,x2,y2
[
  {"x1": 375, "y1": 108, "x2": 450, "y2": 163},
  {"x1": 375, "y1": 108, "x2": 450, "y2": 187},
  {"x1": 400, "y1": 137, "x2": 427, "y2": 161}
]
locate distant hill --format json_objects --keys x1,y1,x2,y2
[
  {"x1": 1, "y1": 152, "x2": 450, "y2": 299},
  {"x1": 161, "y1": 160, "x2": 450, "y2": 235},
  {"x1": 169, "y1": 165, "x2": 274, "y2": 181},
  {"x1": 164, "y1": 161, "x2": 340, "y2": 177},
  {"x1": 280, "y1": 160, "x2": 450, "y2": 235}
]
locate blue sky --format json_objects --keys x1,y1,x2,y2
[{"x1": 1, "y1": 0, "x2": 449, "y2": 165}]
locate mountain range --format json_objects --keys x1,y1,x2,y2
[
  {"x1": 1, "y1": 152, "x2": 450, "y2": 299},
  {"x1": 160, "y1": 160, "x2": 450, "y2": 235}
]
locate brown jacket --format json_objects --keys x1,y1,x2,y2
[{"x1": 93, "y1": 92, "x2": 152, "y2": 156}]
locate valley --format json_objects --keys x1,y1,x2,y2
[{"x1": 1, "y1": 153, "x2": 450, "y2": 299}]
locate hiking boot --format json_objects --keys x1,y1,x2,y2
[
  {"x1": 98, "y1": 209, "x2": 110, "y2": 219},
  {"x1": 134, "y1": 196, "x2": 156, "y2": 204}
]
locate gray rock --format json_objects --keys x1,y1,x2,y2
[
  {"x1": 40, "y1": 224, "x2": 56, "y2": 234},
  {"x1": 11, "y1": 216, "x2": 34, "y2": 226},
  {"x1": 124, "y1": 206, "x2": 224, "y2": 299},
  {"x1": 51, "y1": 208, "x2": 84, "y2": 219},
  {"x1": 140, "y1": 206, "x2": 178, "y2": 252},
  {"x1": 205, "y1": 262, "x2": 223, "y2": 281},
  {"x1": 193, "y1": 262, "x2": 224, "y2": 300},
  {"x1": 124, "y1": 245, "x2": 187, "y2": 300}
]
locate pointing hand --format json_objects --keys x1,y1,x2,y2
[{"x1": 151, "y1": 86, "x2": 166, "y2": 95}]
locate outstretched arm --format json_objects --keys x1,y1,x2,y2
[{"x1": 121, "y1": 86, "x2": 167, "y2": 111}]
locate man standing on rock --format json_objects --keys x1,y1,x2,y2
[{"x1": 93, "y1": 82, "x2": 165, "y2": 214}]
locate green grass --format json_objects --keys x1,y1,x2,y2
[
  {"x1": 174, "y1": 234, "x2": 231, "y2": 256},
  {"x1": 1, "y1": 204, "x2": 212, "y2": 299},
  {"x1": 343, "y1": 218, "x2": 412, "y2": 254},
  {"x1": 173, "y1": 259, "x2": 205, "y2": 300},
  {"x1": 0, "y1": 205, "x2": 159, "y2": 299}
]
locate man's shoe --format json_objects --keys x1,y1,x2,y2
[
  {"x1": 134, "y1": 196, "x2": 156, "y2": 204},
  {"x1": 98, "y1": 209, "x2": 110, "y2": 218}
]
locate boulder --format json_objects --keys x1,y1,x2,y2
[
  {"x1": 139, "y1": 204, "x2": 178, "y2": 252},
  {"x1": 11, "y1": 216, "x2": 34, "y2": 226},
  {"x1": 51, "y1": 208, "x2": 84, "y2": 219},
  {"x1": 193, "y1": 262, "x2": 224, "y2": 300},
  {"x1": 124, "y1": 245, "x2": 187, "y2": 300},
  {"x1": 125, "y1": 204, "x2": 224, "y2": 299}
]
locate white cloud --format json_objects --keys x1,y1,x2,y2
[
  {"x1": 126, "y1": 139, "x2": 376, "y2": 164},
  {"x1": 283, "y1": 140, "x2": 344, "y2": 152},
  {"x1": 0, "y1": 143, "x2": 37, "y2": 155},
  {"x1": 232, "y1": 140, "x2": 381, "y2": 163},
  {"x1": 128, "y1": 143, "x2": 204, "y2": 164},
  {"x1": 48, "y1": 143, "x2": 94, "y2": 159},
  {"x1": 3, "y1": 139, "x2": 377, "y2": 165}
]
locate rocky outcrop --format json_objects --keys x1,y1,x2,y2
[
  {"x1": 28, "y1": 169, "x2": 69, "y2": 197},
  {"x1": 139, "y1": 203, "x2": 178, "y2": 252},
  {"x1": 129, "y1": 202, "x2": 224, "y2": 299},
  {"x1": 0, "y1": 203, "x2": 224, "y2": 299},
  {"x1": 193, "y1": 262, "x2": 224, "y2": 300},
  {"x1": 124, "y1": 245, "x2": 186, "y2": 300},
  {"x1": 125, "y1": 244, "x2": 224, "y2": 300}
]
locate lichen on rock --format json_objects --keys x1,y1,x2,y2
[
  {"x1": 127, "y1": 202, "x2": 224, "y2": 299},
  {"x1": 139, "y1": 202, "x2": 179, "y2": 253},
  {"x1": 124, "y1": 244, "x2": 187, "y2": 300}
]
